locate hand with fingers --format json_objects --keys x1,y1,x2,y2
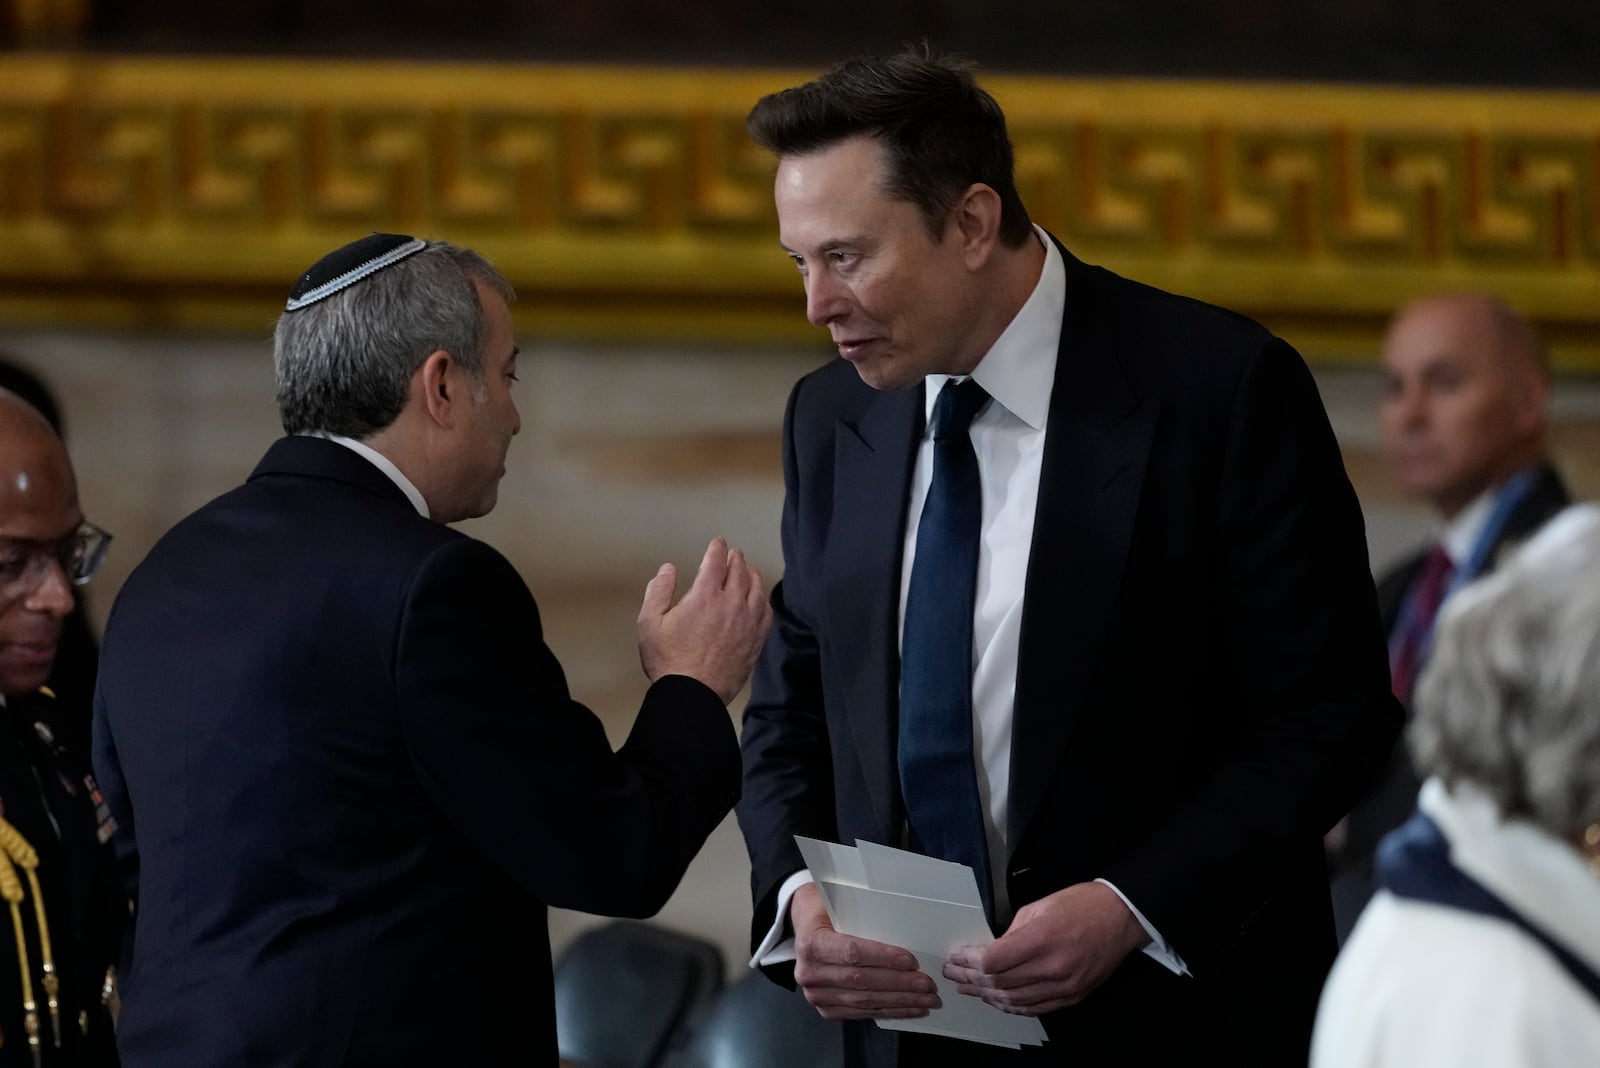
[
  {"x1": 636, "y1": 537, "x2": 773, "y2": 704},
  {"x1": 942, "y1": 881, "x2": 1149, "y2": 1016},
  {"x1": 789, "y1": 883, "x2": 943, "y2": 1021}
]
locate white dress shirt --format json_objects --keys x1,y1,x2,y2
[
  {"x1": 304, "y1": 432, "x2": 429, "y2": 519},
  {"x1": 754, "y1": 229, "x2": 1186, "y2": 976}
]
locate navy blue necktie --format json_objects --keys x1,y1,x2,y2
[{"x1": 898, "y1": 377, "x2": 994, "y2": 920}]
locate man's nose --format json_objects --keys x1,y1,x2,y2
[
  {"x1": 804, "y1": 274, "x2": 846, "y2": 327},
  {"x1": 23, "y1": 556, "x2": 75, "y2": 618},
  {"x1": 1393, "y1": 383, "x2": 1429, "y2": 428}
]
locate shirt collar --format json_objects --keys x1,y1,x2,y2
[
  {"x1": 302, "y1": 432, "x2": 429, "y2": 518},
  {"x1": 922, "y1": 226, "x2": 1064, "y2": 433},
  {"x1": 1438, "y1": 470, "x2": 1538, "y2": 567}
]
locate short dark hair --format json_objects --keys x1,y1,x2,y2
[{"x1": 747, "y1": 45, "x2": 1033, "y2": 247}]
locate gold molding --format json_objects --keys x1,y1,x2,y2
[{"x1": 2, "y1": 55, "x2": 1598, "y2": 367}]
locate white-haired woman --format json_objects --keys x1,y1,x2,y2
[{"x1": 1312, "y1": 503, "x2": 1600, "y2": 1066}]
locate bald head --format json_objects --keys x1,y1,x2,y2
[
  {"x1": 1399, "y1": 293, "x2": 1546, "y2": 371},
  {"x1": 0, "y1": 390, "x2": 82, "y2": 695},
  {"x1": 0, "y1": 390, "x2": 74, "y2": 507},
  {"x1": 1379, "y1": 293, "x2": 1550, "y2": 519}
]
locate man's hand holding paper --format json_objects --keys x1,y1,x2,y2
[
  {"x1": 792, "y1": 837, "x2": 1048, "y2": 1048},
  {"x1": 944, "y1": 881, "x2": 1150, "y2": 1015},
  {"x1": 791, "y1": 883, "x2": 943, "y2": 1020}
]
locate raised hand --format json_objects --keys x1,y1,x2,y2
[{"x1": 636, "y1": 537, "x2": 772, "y2": 704}]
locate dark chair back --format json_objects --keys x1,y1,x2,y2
[
  {"x1": 555, "y1": 920, "x2": 725, "y2": 1068},
  {"x1": 663, "y1": 972, "x2": 844, "y2": 1068}
]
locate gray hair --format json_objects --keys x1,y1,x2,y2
[
  {"x1": 1410, "y1": 503, "x2": 1600, "y2": 836},
  {"x1": 273, "y1": 241, "x2": 514, "y2": 437}
]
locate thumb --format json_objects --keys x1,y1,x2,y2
[
  {"x1": 639, "y1": 562, "x2": 678, "y2": 621},
  {"x1": 792, "y1": 882, "x2": 834, "y2": 934}
]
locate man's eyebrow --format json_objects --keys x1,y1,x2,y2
[{"x1": 778, "y1": 238, "x2": 855, "y2": 255}]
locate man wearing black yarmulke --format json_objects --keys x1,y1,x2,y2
[{"x1": 92, "y1": 234, "x2": 771, "y2": 1066}]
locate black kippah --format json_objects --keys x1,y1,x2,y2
[{"x1": 285, "y1": 232, "x2": 427, "y2": 311}]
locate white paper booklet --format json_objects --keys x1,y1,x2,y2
[{"x1": 794, "y1": 836, "x2": 1049, "y2": 1050}]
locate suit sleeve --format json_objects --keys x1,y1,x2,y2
[
  {"x1": 1099, "y1": 338, "x2": 1402, "y2": 969},
  {"x1": 736, "y1": 376, "x2": 838, "y2": 957},
  {"x1": 394, "y1": 538, "x2": 739, "y2": 917}
]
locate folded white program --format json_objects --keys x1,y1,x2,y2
[{"x1": 794, "y1": 836, "x2": 1049, "y2": 1050}]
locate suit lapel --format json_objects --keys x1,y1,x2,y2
[
  {"x1": 824, "y1": 387, "x2": 921, "y2": 842},
  {"x1": 1007, "y1": 249, "x2": 1158, "y2": 852}
]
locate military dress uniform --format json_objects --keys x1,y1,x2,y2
[{"x1": 0, "y1": 690, "x2": 122, "y2": 1067}]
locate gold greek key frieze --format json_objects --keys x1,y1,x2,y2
[
  {"x1": 1012, "y1": 123, "x2": 1595, "y2": 265},
  {"x1": 0, "y1": 56, "x2": 1597, "y2": 366}
]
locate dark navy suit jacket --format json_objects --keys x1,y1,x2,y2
[
  {"x1": 737, "y1": 240, "x2": 1401, "y2": 1066},
  {"x1": 92, "y1": 436, "x2": 739, "y2": 1066},
  {"x1": 1329, "y1": 462, "x2": 1572, "y2": 924}
]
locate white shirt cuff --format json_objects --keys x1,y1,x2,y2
[
  {"x1": 752, "y1": 870, "x2": 1188, "y2": 976},
  {"x1": 749, "y1": 869, "x2": 814, "y2": 968},
  {"x1": 1095, "y1": 877, "x2": 1191, "y2": 976}
]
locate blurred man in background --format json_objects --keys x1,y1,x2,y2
[{"x1": 1326, "y1": 292, "x2": 1570, "y2": 938}]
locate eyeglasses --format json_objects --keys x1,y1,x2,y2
[{"x1": 0, "y1": 522, "x2": 113, "y2": 602}]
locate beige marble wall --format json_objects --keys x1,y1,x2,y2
[{"x1": 2, "y1": 325, "x2": 1597, "y2": 971}]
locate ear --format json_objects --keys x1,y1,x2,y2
[
  {"x1": 415, "y1": 349, "x2": 462, "y2": 429},
  {"x1": 954, "y1": 183, "x2": 1004, "y2": 271}
]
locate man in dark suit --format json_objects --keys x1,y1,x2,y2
[
  {"x1": 735, "y1": 48, "x2": 1400, "y2": 1066},
  {"x1": 0, "y1": 390, "x2": 122, "y2": 1066},
  {"x1": 1326, "y1": 292, "x2": 1569, "y2": 939},
  {"x1": 91, "y1": 235, "x2": 771, "y2": 1066}
]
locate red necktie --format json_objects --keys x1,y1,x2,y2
[{"x1": 1390, "y1": 543, "x2": 1454, "y2": 700}]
